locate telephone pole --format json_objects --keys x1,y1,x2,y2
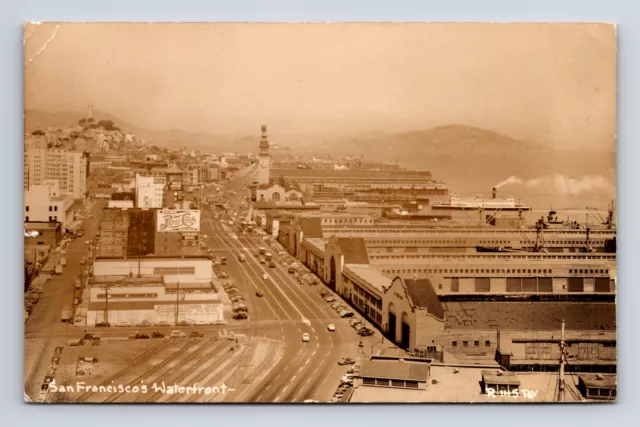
[
  {"x1": 558, "y1": 319, "x2": 566, "y2": 402},
  {"x1": 175, "y1": 281, "x2": 180, "y2": 325}
]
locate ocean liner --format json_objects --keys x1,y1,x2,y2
[{"x1": 431, "y1": 187, "x2": 531, "y2": 211}]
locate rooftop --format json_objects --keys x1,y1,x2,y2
[
  {"x1": 359, "y1": 358, "x2": 430, "y2": 382},
  {"x1": 351, "y1": 367, "x2": 585, "y2": 403},
  {"x1": 337, "y1": 237, "x2": 370, "y2": 264},
  {"x1": 442, "y1": 302, "x2": 617, "y2": 331},
  {"x1": 579, "y1": 373, "x2": 617, "y2": 389},
  {"x1": 404, "y1": 279, "x2": 445, "y2": 319},
  {"x1": 271, "y1": 168, "x2": 432, "y2": 180},
  {"x1": 344, "y1": 264, "x2": 393, "y2": 293},
  {"x1": 303, "y1": 238, "x2": 327, "y2": 254},
  {"x1": 24, "y1": 221, "x2": 61, "y2": 230},
  {"x1": 51, "y1": 194, "x2": 72, "y2": 202},
  {"x1": 482, "y1": 370, "x2": 521, "y2": 386},
  {"x1": 95, "y1": 255, "x2": 211, "y2": 261}
]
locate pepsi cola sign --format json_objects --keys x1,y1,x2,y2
[{"x1": 157, "y1": 210, "x2": 200, "y2": 232}]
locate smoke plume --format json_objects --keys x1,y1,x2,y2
[
  {"x1": 494, "y1": 174, "x2": 615, "y2": 196},
  {"x1": 495, "y1": 176, "x2": 522, "y2": 189}
]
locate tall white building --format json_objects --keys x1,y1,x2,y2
[
  {"x1": 24, "y1": 182, "x2": 75, "y2": 229},
  {"x1": 135, "y1": 174, "x2": 164, "y2": 208},
  {"x1": 24, "y1": 138, "x2": 88, "y2": 199}
]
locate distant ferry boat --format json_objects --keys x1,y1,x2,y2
[{"x1": 432, "y1": 188, "x2": 531, "y2": 211}]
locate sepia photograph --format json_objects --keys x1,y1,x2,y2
[{"x1": 23, "y1": 22, "x2": 617, "y2": 404}]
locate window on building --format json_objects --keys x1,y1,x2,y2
[
  {"x1": 474, "y1": 341, "x2": 480, "y2": 347},
  {"x1": 452, "y1": 341, "x2": 457, "y2": 347},
  {"x1": 54, "y1": 206, "x2": 58, "y2": 211},
  {"x1": 25, "y1": 216, "x2": 29, "y2": 222},
  {"x1": 485, "y1": 340, "x2": 491, "y2": 347},
  {"x1": 25, "y1": 206, "x2": 29, "y2": 212},
  {"x1": 463, "y1": 341, "x2": 469, "y2": 348},
  {"x1": 49, "y1": 206, "x2": 52, "y2": 212}
]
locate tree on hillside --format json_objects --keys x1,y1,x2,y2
[{"x1": 97, "y1": 119, "x2": 118, "y2": 131}]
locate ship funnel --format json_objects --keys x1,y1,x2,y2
[{"x1": 492, "y1": 187, "x2": 497, "y2": 199}]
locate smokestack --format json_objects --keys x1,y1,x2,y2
[{"x1": 492, "y1": 187, "x2": 497, "y2": 199}]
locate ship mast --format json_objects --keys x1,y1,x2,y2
[{"x1": 558, "y1": 319, "x2": 566, "y2": 402}]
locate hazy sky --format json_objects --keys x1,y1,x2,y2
[{"x1": 24, "y1": 22, "x2": 616, "y2": 149}]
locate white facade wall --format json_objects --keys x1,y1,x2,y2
[
  {"x1": 86, "y1": 284, "x2": 223, "y2": 326},
  {"x1": 24, "y1": 184, "x2": 74, "y2": 229},
  {"x1": 93, "y1": 258, "x2": 213, "y2": 284}
]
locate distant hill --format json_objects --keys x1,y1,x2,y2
[
  {"x1": 24, "y1": 109, "x2": 233, "y2": 151},
  {"x1": 24, "y1": 111, "x2": 615, "y2": 208}
]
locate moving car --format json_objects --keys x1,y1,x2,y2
[
  {"x1": 338, "y1": 357, "x2": 355, "y2": 366},
  {"x1": 262, "y1": 273, "x2": 269, "y2": 280},
  {"x1": 327, "y1": 324, "x2": 336, "y2": 332},
  {"x1": 268, "y1": 261, "x2": 276, "y2": 268},
  {"x1": 302, "y1": 333, "x2": 310, "y2": 343},
  {"x1": 256, "y1": 290, "x2": 264, "y2": 297}
]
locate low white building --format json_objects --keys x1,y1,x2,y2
[
  {"x1": 86, "y1": 275, "x2": 223, "y2": 326},
  {"x1": 93, "y1": 256, "x2": 212, "y2": 284},
  {"x1": 24, "y1": 183, "x2": 74, "y2": 230}
]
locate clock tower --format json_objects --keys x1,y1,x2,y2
[{"x1": 257, "y1": 124, "x2": 270, "y2": 185}]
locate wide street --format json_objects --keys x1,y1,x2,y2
[
  {"x1": 24, "y1": 166, "x2": 383, "y2": 403},
  {"x1": 197, "y1": 170, "x2": 375, "y2": 402},
  {"x1": 24, "y1": 200, "x2": 103, "y2": 400}
]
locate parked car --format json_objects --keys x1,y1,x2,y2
[
  {"x1": 288, "y1": 266, "x2": 295, "y2": 273},
  {"x1": 338, "y1": 357, "x2": 355, "y2": 366},
  {"x1": 233, "y1": 312, "x2": 248, "y2": 320},
  {"x1": 151, "y1": 331, "x2": 165, "y2": 338},
  {"x1": 189, "y1": 331, "x2": 205, "y2": 338},
  {"x1": 116, "y1": 321, "x2": 131, "y2": 327},
  {"x1": 169, "y1": 330, "x2": 187, "y2": 338}
]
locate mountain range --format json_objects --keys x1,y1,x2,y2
[{"x1": 24, "y1": 109, "x2": 616, "y2": 208}]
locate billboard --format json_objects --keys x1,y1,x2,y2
[{"x1": 157, "y1": 209, "x2": 201, "y2": 232}]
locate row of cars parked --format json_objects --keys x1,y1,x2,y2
[
  {"x1": 282, "y1": 259, "x2": 320, "y2": 286},
  {"x1": 128, "y1": 330, "x2": 204, "y2": 340},
  {"x1": 319, "y1": 289, "x2": 357, "y2": 319},
  {"x1": 332, "y1": 362, "x2": 357, "y2": 403},
  {"x1": 95, "y1": 318, "x2": 225, "y2": 328},
  {"x1": 349, "y1": 318, "x2": 375, "y2": 337},
  {"x1": 36, "y1": 345, "x2": 65, "y2": 402},
  {"x1": 221, "y1": 279, "x2": 250, "y2": 320},
  {"x1": 262, "y1": 236, "x2": 289, "y2": 257}
]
